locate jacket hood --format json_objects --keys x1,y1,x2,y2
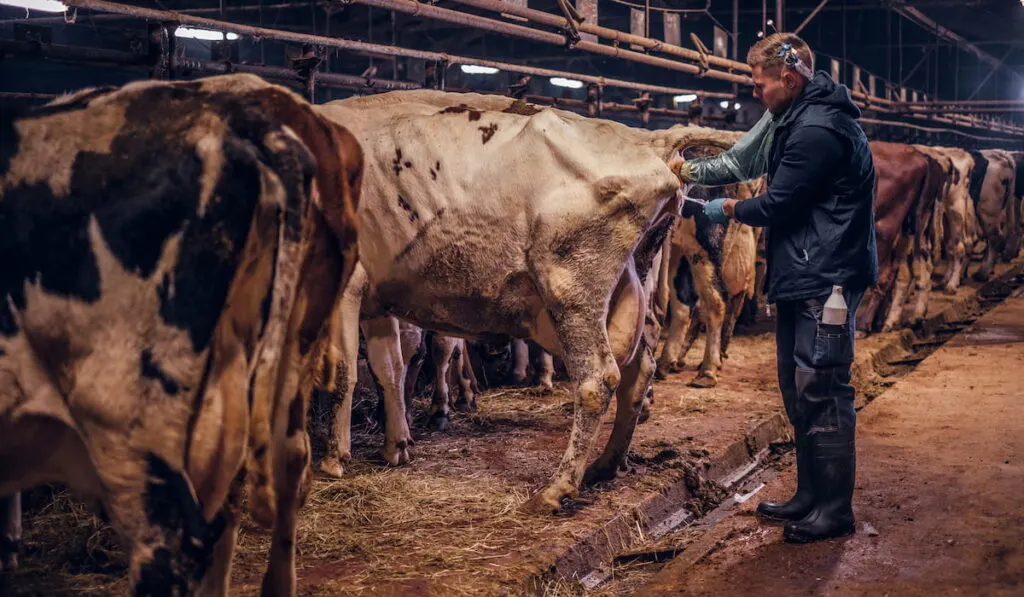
[{"x1": 782, "y1": 71, "x2": 861, "y2": 125}]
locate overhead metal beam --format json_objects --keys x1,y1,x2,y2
[
  {"x1": 793, "y1": 0, "x2": 831, "y2": 36},
  {"x1": 892, "y1": 5, "x2": 1024, "y2": 83},
  {"x1": 51, "y1": 0, "x2": 744, "y2": 96},
  {"x1": 966, "y1": 46, "x2": 1017, "y2": 101}
]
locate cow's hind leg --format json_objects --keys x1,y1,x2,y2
[
  {"x1": 0, "y1": 494, "x2": 21, "y2": 573},
  {"x1": 656, "y1": 293, "x2": 693, "y2": 378},
  {"x1": 511, "y1": 339, "x2": 530, "y2": 385},
  {"x1": 399, "y1": 324, "x2": 426, "y2": 429},
  {"x1": 522, "y1": 284, "x2": 625, "y2": 514},
  {"x1": 534, "y1": 346, "x2": 555, "y2": 392},
  {"x1": 691, "y1": 293, "x2": 726, "y2": 388},
  {"x1": 720, "y1": 293, "x2": 746, "y2": 361},
  {"x1": 320, "y1": 267, "x2": 365, "y2": 478},
  {"x1": 881, "y1": 237, "x2": 914, "y2": 332},
  {"x1": 261, "y1": 378, "x2": 313, "y2": 597},
  {"x1": 452, "y1": 340, "x2": 478, "y2": 412},
  {"x1": 195, "y1": 477, "x2": 243, "y2": 597},
  {"x1": 364, "y1": 317, "x2": 414, "y2": 465},
  {"x1": 427, "y1": 336, "x2": 456, "y2": 431},
  {"x1": 584, "y1": 336, "x2": 656, "y2": 484}
]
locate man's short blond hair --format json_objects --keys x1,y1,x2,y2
[{"x1": 746, "y1": 33, "x2": 814, "y2": 75}]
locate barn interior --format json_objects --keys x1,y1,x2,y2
[
  {"x1": 1, "y1": 1, "x2": 1023, "y2": 596},
  {"x1": 2, "y1": 0, "x2": 1023, "y2": 142}
]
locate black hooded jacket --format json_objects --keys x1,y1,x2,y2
[{"x1": 733, "y1": 71, "x2": 879, "y2": 303}]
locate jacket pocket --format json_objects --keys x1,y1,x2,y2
[{"x1": 812, "y1": 322, "x2": 853, "y2": 368}]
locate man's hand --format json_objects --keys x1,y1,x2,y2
[{"x1": 703, "y1": 198, "x2": 738, "y2": 224}]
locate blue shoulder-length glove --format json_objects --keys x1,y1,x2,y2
[{"x1": 703, "y1": 198, "x2": 731, "y2": 225}]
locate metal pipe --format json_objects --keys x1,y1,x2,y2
[
  {"x1": 893, "y1": 6, "x2": 1024, "y2": 83},
  {"x1": 445, "y1": 0, "x2": 751, "y2": 74},
  {"x1": 775, "y1": 0, "x2": 783, "y2": 33},
  {"x1": 0, "y1": 2, "x2": 298, "y2": 24},
  {"x1": 793, "y1": 0, "x2": 831, "y2": 36},
  {"x1": 907, "y1": 106, "x2": 1024, "y2": 114},
  {"x1": 902, "y1": 99, "x2": 1024, "y2": 107},
  {"x1": 352, "y1": 0, "x2": 751, "y2": 84},
  {"x1": 57, "y1": 0, "x2": 749, "y2": 94},
  {"x1": 0, "y1": 40, "x2": 421, "y2": 91},
  {"x1": 859, "y1": 117, "x2": 1019, "y2": 143},
  {"x1": 732, "y1": 0, "x2": 739, "y2": 97}
]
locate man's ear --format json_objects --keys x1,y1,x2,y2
[{"x1": 781, "y1": 70, "x2": 798, "y2": 90}]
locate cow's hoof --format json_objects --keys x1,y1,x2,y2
[
  {"x1": 688, "y1": 373, "x2": 718, "y2": 388},
  {"x1": 520, "y1": 489, "x2": 565, "y2": 516},
  {"x1": 943, "y1": 286, "x2": 958, "y2": 296},
  {"x1": 427, "y1": 411, "x2": 449, "y2": 432},
  {"x1": 318, "y1": 456, "x2": 348, "y2": 478},
  {"x1": 584, "y1": 459, "x2": 625, "y2": 485},
  {"x1": 453, "y1": 397, "x2": 476, "y2": 413},
  {"x1": 0, "y1": 553, "x2": 18, "y2": 573},
  {"x1": 654, "y1": 368, "x2": 668, "y2": 381},
  {"x1": 854, "y1": 330, "x2": 868, "y2": 340},
  {"x1": 381, "y1": 440, "x2": 411, "y2": 466},
  {"x1": 972, "y1": 270, "x2": 991, "y2": 282}
]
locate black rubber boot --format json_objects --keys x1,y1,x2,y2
[
  {"x1": 784, "y1": 431, "x2": 856, "y2": 543},
  {"x1": 756, "y1": 431, "x2": 814, "y2": 521}
]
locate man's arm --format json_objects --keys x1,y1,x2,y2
[
  {"x1": 677, "y1": 109, "x2": 777, "y2": 187},
  {"x1": 730, "y1": 125, "x2": 847, "y2": 227}
]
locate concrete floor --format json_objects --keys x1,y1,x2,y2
[{"x1": 634, "y1": 289, "x2": 1024, "y2": 596}]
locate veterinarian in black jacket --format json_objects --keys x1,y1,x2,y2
[{"x1": 676, "y1": 33, "x2": 878, "y2": 543}]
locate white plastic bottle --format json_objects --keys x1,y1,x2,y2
[{"x1": 822, "y1": 285, "x2": 848, "y2": 325}]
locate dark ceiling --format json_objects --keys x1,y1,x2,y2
[{"x1": 1, "y1": 0, "x2": 1021, "y2": 130}]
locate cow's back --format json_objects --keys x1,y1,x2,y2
[{"x1": 315, "y1": 92, "x2": 690, "y2": 336}]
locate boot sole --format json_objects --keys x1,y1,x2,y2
[
  {"x1": 755, "y1": 510, "x2": 808, "y2": 523},
  {"x1": 782, "y1": 525, "x2": 855, "y2": 543}
]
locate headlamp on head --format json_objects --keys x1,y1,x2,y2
[{"x1": 776, "y1": 43, "x2": 814, "y2": 80}]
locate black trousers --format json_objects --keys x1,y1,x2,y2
[{"x1": 775, "y1": 287, "x2": 864, "y2": 436}]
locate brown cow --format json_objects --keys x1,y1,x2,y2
[
  {"x1": 857, "y1": 142, "x2": 944, "y2": 333},
  {"x1": 0, "y1": 74, "x2": 362, "y2": 596}
]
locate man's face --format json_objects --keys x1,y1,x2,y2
[{"x1": 752, "y1": 65, "x2": 799, "y2": 115}]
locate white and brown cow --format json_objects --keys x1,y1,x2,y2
[
  {"x1": 0, "y1": 74, "x2": 362, "y2": 596},
  {"x1": 966, "y1": 149, "x2": 1017, "y2": 281},
  {"x1": 311, "y1": 91, "x2": 732, "y2": 513},
  {"x1": 913, "y1": 146, "x2": 978, "y2": 295},
  {"x1": 655, "y1": 180, "x2": 760, "y2": 387}
]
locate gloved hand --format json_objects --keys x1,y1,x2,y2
[
  {"x1": 703, "y1": 198, "x2": 731, "y2": 225},
  {"x1": 668, "y1": 155, "x2": 695, "y2": 183}
]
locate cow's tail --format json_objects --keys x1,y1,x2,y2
[
  {"x1": 915, "y1": 156, "x2": 943, "y2": 261},
  {"x1": 244, "y1": 127, "x2": 316, "y2": 529},
  {"x1": 1000, "y1": 155, "x2": 1021, "y2": 261}
]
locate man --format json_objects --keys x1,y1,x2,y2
[{"x1": 676, "y1": 33, "x2": 878, "y2": 542}]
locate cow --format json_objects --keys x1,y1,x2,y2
[
  {"x1": 655, "y1": 179, "x2": 760, "y2": 387},
  {"x1": 310, "y1": 90, "x2": 733, "y2": 513},
  {"x1": 967, "y1": 149, "x2": 1017, "y2": 281},
  {"x1": 913, "y1": 146, "x2": 978, "y2": 295},
  {"x1": 856, "y1": 142, "x2": 944, "y2": 333},
  {"x1": 0, "y1": 73, "x2": 362, "y2": 596},
  {"x1": 1009, "y1": 151, "x2": 1024, "y2": 262},
  {"x1": 511, "y1": 339, "x2": 555, "y2": 391}
]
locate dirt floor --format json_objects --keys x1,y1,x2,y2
[
  {"x1": 3, "y1": 331, "x2": 787, "y2": 597},
  {"x1": 1, "y1": 260, "x2": 1018, "y2": 596},
  {"x1": 622, "y1": 286, "x2": 1024, "y2": 596}
]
